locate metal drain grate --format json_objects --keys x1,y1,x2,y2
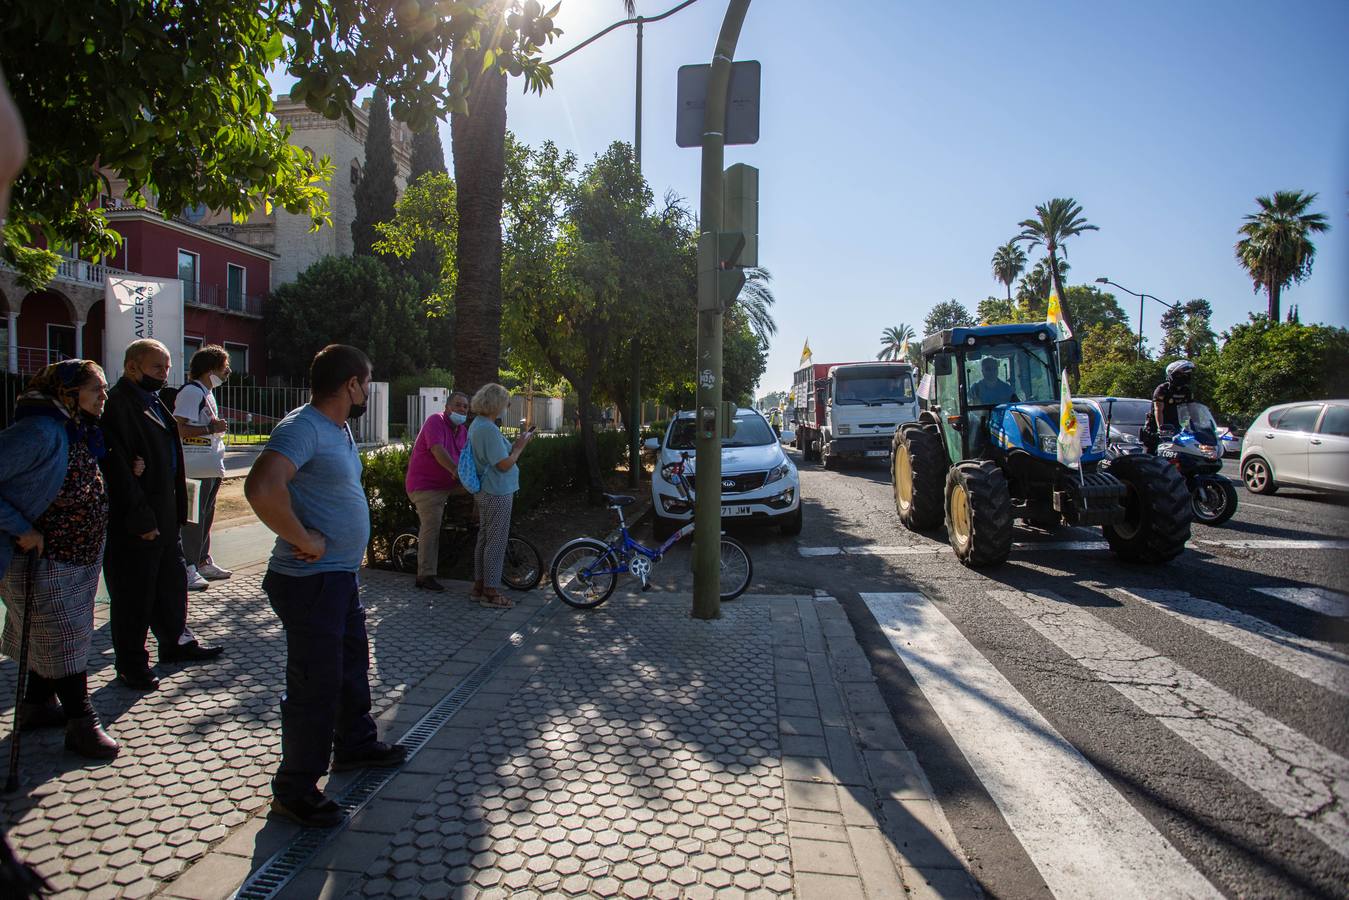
[{"x1": 233, "y1": 598, "x2": 559, "y2": 900}]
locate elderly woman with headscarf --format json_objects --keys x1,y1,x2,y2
[{"x1": 0, "y1": 360, "x2": 136, "y2": 759}]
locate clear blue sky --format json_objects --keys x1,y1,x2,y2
[{"x1": 437, "y1": 0, "x2": 1349, "y2": 397}]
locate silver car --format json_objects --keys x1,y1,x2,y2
[{"x1": 1240, "y1": 400, "x2": 1349, "y2": 495}]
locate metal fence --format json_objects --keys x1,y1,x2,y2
[{"x1": 214, "y1": 381, "x2": 311, "y2": 446}]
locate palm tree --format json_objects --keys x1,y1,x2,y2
[
  {"x1": 1014, "y1": 198, "x2": 1098, "y2": 334},
  {"x1": 1235, "y1": 190, "x2": 1330, "y2": 322},
  {"x1": 729, "y1": 266, "x2": 777, "y2": 344},
  {"x1": 991, "y1": 241, "x2": 1027, "y2": 301},
  {"x1": 877, "y1": 324, "x2": 915, "y2": 361}
]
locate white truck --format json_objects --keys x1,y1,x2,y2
[{"x1": 791, "y1": 360, "x2": 919, "y2": 469}]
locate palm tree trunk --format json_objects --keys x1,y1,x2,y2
[
  {"x1": 1005, "y1": 281, "x2": 1012, "y2": 302},
  {"x1": 450, "y1": 38, "x2": 508, "y2": 396},
  {"x1": 1267, "y1": 280, "x2": 1280, "y2": 323}
]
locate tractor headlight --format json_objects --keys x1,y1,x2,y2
[
  {"x1": 1034, "y1": 418, "x2": 1057, "y2": 454},
  {"x1": 765, "y1": 461, "x2": 793, "y2": 485}
]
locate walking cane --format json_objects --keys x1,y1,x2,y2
[{"x1": 5, "y1": 549, "x2": 39, "y2": 793}]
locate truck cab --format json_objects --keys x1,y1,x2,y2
[{"x1": 819, "y1": 362, "x2": 918, "y2": 469}]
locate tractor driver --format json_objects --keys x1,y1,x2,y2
[{"x1": 970, "y1": 356, "x2": 1016, "y2": 406}]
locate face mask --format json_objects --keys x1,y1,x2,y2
[
  {"x1": 347, "y1": 382, "x2": 369, "y2": 420},
  {"x1": 207, "y1": 373, "x2": 224, "y2": 389},
  {"x1": 138, "y1": 374, "x2": 166, "y2": 392},
  {"x1": 448, "y1": 412, "x2": 466, "y2": 426}
]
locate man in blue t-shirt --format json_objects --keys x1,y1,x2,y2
[{"x1": 245, "y1": 344, "x2": 405, "y2": 827}]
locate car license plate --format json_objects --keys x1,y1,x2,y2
[
  {"x1": 723, "y1": 505, "x2": 753, "y2": 517},
  {"x1": 866, "y1": 450, "x2": 888, "y2": 458}
]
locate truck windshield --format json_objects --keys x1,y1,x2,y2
[
  {"x1": 667, "y1": 414, "x2": 776, "y2": 450},
  {"x1": 833, "y1": 375, "x2": 914, "y2": 406}
]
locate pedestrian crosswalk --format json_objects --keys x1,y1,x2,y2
[
  {"x1": 803, "y1": 537, "x2": 1349, "y2": 557},
  {"x1": 862, "y1": 584, "x2": 1349, "y2": 898}
]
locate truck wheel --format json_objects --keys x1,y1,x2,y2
[
  {"x1": 893, "y1": 425, "x2": 945, "y2": 531},
  {"x1": 945, "y1": 461, "x2": 1012, "y2": 568},
  {"x1": 822, "y1": 446, "x2": 838, "y2": 470},
  {"x1": 1101, "y1": 455, "x2": 1191, "y2": 563}
]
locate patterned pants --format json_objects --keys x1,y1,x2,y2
[{"x1": 473, "y1": 493, "x2": 514, "y2": 590}]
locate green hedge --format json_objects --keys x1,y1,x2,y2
[{"x1": 360, "y1": 430, "x2": 627, "y2": 565}]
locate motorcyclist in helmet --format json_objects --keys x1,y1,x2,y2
[{"x1": 1143, "y1": 360, "x2": 1196, "y2": 451}]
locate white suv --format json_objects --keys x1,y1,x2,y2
[{"x1": 646, "y1": 408, "x2": 802, "y2": 538}]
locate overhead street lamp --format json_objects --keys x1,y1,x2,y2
[
  {"x1": 548, "y1": 0, "x2": 702, "y2": 489},
  {"x1": 1094, "y1": 277, "x2": 1180, "y2": 361}
]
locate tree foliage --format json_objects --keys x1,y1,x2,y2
[
  {"x1": 1235, "y1": 190, "x2": 1330, "y2": 322},
  {"x1": 1, "y1": 0, "x2": 560, "y2": 286},
  {"x1": 374, "y1": 172, "x2": 459, "y2": 313},
  {"x1": 877, "y1": 324, "x2": 916, "y2": 360},
  {"x1": 1160, "y1": 299, "x2": 1218, "y2": 359},
  {"x1": 991, "y1": 241, "x2": 1027, "y2": 301},
  {"x1": 1015, "y1": 198, "x2": 1097, "y2": 334},
  {"x1": 923, "y1": 300, "x2": 976, "y2": 336},
  {"x1": 351, "y1": 90, "x2": 397, "y2": 257},
  {"x1": 1211, "y1": 316, "x2": 1349, "y2": 425},
  {"x1": 264, "y1": 254, "x2": 429, "y2": 380}
]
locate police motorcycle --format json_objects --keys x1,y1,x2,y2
[{"x1": 1098, "y1": 398, "x2": 1238, "y2": 526}]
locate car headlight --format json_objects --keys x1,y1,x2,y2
[
  {"x1": 837, "y1": 425, "x2": 851, "y2": 435},
  {"x1": 765, "y1": 461, "x2": 793, "y2": 485}
]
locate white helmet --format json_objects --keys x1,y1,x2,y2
[{"x1": 1165, "y1": 359, "x2": 1195, "y2": 382}]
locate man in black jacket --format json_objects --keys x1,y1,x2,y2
[{"x1": 101, "y1": 339, "x2": 221, "y2": 690}]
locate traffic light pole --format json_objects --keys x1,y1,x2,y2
[{"x1": 692, "y1": 0, "x2": 751, "y2": 620}]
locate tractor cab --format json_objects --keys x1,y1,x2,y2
[{"x1": 893, "y1": 323, "x2": 1191, "y2": 568}]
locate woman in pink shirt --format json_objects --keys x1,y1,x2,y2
[{"x1": 404, "y1": 391, "x2": 471, "y2": 591}]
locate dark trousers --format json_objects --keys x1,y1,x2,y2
[
  {"x1": 104, "y1": 531, "x2": 189, "y2": 675},
  {"x1": 263, "y1": 569, "x2": 378, "y2": 799},
  {"x1": 181, "y1": 477, "x2": 221, "y2": 567}
]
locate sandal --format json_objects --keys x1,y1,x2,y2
[
  {"x1": 478, "y1": 590, "x2": 512, "y2": 609},
  {"x1": 471, "y1": 581, "x2": 485, "y2": 600}
]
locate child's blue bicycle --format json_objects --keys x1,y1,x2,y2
[{"x1": 549, "y1": 452, "x2": 753, "y2": 608}]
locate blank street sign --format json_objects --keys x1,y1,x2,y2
[{"x1": 676, "y1": 60, "x2": 761, "y2": 148}]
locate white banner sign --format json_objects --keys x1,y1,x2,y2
[{"x1": 105, "y1": 276, "x2": 184, "y2": 386}]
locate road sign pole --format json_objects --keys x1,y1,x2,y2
[{"x1": 692, "y1": 0, "x2": 751, "y2": 620}]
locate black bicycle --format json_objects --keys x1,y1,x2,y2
[{"x1": 390, "y1": 503, "x2": 543, "y2": 591}]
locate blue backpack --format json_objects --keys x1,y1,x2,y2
[{"x1": 457, "y1": 443, "x2": 482, "y2": 494}]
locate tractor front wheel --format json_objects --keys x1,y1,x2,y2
[
  {"x1": 945, "y1": 461, "x2": 1013, "y2": 568},
  {"x1": 1101, "y1": 455, "x2": 1191, "y2": 563},
  {"x1": 893, "y1": 425, "x2": 946, "y2": 531}
]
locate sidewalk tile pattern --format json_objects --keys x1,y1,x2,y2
[
  {"x1": 0, "y1": 571, "x2": 506, "y2": 899},
  {"x1": 343, "y1": 595, "x2": 792, "y2": 899}
]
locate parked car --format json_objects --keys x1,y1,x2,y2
[
  {"x1": 1240, "y1": 400, "x2": 1349, "y2": 495},
  {"x1": 644, "y1": 408, "x2": 802, "y2": 539},
  {"x1": 1081, "y1": 397, "x2": 1153, "y2": 447},
  {"x1": 1216, "y1": 423, "x2": 1242, "y2": 458}
]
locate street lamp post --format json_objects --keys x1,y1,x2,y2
[
  {"x1": 547, "y1": 1, "x2": 701, "y2": 489},
  {"x1": 1095, "y1": 277, "x2": 1179, "y2": 360}
]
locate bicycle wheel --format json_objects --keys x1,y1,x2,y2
[
  {"x1": 550, "y1": 538, "x2": 620, "y2": 609},
  {"x1": 718, "y1": 535, "x2": 752, "y2": 601},
  {"x1": 390, "y1": 533, "x2": 419, "y2": 573},
  {"x1": 502, "y1": 535, "x2": 543, "y2": 591}
]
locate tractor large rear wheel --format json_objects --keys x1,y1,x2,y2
[
  {"x1": 1101, "y1": 455, "x2": 1191, "y2": 563},
  {"x1": 945, "y1": 461, "x2": 1013, "y2": 568},
  {"x1": 893, "y1": 425, "x2": 946, "y2": 531}
]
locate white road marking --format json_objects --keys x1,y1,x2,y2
[
  {"x1": 862, "y1": 592, "x2": 1219, "y2": 900},
  {"x1": 1253, "y1": 587, "x2": 1349, "y2": 618},
  {"x1": 1238, "y1": 501, "x2": 1288, "y2": 513},
  {"x1": 1117, "y1": 588, "x2": 1349, "y2": 697},
  {"x1": 1198, "y1": 538, "x2": 1349, "y2": 550},
  {"x1": 1012, "y1": 540, "x2": 1111, "y2": 551},
  {"x1": 846, "y1": 545, "x2": 944, "y2": 555},
  {"x1": 798, "y1": 546, "x2": 842, "y2": 557},
  {"x1": 990, "y1": 589, "x2": 1349, "y2": 862}
]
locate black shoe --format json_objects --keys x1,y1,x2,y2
[
  {"x1": 270, "y1": 790, "x2": 344, "y2": 828},
  {"x1": 19, "y1": 700, "x2": 65, "y2": 731},
  {"x1": 65, "y1": 713, "x2": 120, "y2": 760},
  {"x1": 160, "y1": 641, "x2": 225, "y2": 664},
  {"x1": 415, "y1": 577, "x2": 445, "y2": 592},
  {"x1": 331, "y1": 741, "x2": 408, "y2": 772},
  {"x1": 117, "y1": 669, "x2": 160, "y2": 691}
]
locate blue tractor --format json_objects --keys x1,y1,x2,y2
[{"x1": 891, "y1": 324, "x2": 1191, "y2": 567}]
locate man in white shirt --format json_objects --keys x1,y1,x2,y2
[{"x1": 174, "y1": 346, "x2": 232, "y2": 589}]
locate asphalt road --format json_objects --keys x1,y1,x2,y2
[{"x1": 707, "y1": 450, "x2": 1349, "y2": 899}]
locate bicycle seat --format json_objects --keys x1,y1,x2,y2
[{"x1": 603, "y1": 493, "x2": 636, "y2": 507}]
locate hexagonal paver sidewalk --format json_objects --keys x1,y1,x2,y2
[{"x1": 0, "y1": 569, "x2": 524, "y2": 899}]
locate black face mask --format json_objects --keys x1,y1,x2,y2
[
  {"x1": 348, "y1": 383, "x2": 369, "y2": 420},
  {"x1": 137, "y1": 374, "x2": 166, "y2": 393}
]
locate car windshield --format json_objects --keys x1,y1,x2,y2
[
  {"x1": 833, "y1": 374, "x2": 914, "y2": 406},
  {"x1": 666, "y1": 414, "x2": 776, "y2": 450},
  {"x1": 1097, "y1": 399, "x2": 1152, "y2": 431},
  {"x1": 964, "y1": 344, "x2": 1057, "y2": 408}
]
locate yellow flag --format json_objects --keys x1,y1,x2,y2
[
  {"x1": 899, "y1": 337, "x2": 909, "y2": 361},
  {"x1": 1046, "y1": 294, "x2": 1073, "y2": 340},
  {"x1": 800, "y1": 340, "x2": 812, "y2": 366},
  {"x1": 1056, "y1": 369, "x2": 1081, "y2": 469}
]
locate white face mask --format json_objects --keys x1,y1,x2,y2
[{"x1": 207, "y1": 373, "x2": 223, "y2": 389}]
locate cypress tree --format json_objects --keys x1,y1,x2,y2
[
  {"x1": 351, "y1": 90, "x2": 397, "y2": 257},
  {"x1": 409, "y1": 123, "x2": 447, "y2": 178}
]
